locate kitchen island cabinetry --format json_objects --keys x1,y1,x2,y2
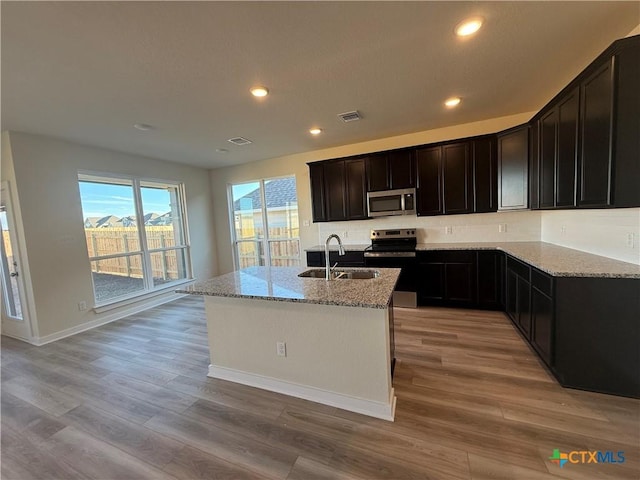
[{"x1": 179, "y1": 266, "x2": 400, "y2": 420}]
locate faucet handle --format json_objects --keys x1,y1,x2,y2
[{"x1": 331, "y1": 262, "x2": 338, "y2": 271}]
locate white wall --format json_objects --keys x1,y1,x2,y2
[
  {"x1": 210, "y1": 111, "x2": 536, "y2": 274},
  {"x1": 3, "y1": 131, "x2": 217, "y2": 339},
  {"x1": 541, "y1": 209, "x2": 640, "y2": 265},
  {"x1": 317, "y1": 210, "x2": 541, "y2": 245}
]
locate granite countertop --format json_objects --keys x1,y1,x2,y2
[
  {"x1": 177, "y1": 266, "x2": 400, "y2": 309},
  {"x1": 414, "y1": 242, "x2": 640, "y2": 279},
  {"x1": 306, "y1": 241, "x2": 640, "y2": 278},
  {"x1": 306, "y1": 244, "x2": 371, "y2": 252}
]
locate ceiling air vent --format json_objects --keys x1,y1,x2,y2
[
  {"x1": 337, "y1": 110, "x2": 361, "y2": 123},
  {"x1": 227, "y1": 136, "x2": 252, "y2": 146}
]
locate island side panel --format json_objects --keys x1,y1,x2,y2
[{"x1": 203, "y1": 296, "x2": 394, "y2": 417}]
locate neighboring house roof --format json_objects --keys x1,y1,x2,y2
[
  {"x1": 233, "y1": 177, "x2": 297, "y2": 211},
  {"x1": 84, "y1": 212, "x2": 172, "y2": 227}
]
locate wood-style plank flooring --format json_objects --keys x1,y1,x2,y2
[{"x1": 2, "y1": 296, "x2": 638, "y2": 479}]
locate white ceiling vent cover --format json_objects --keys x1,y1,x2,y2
[
  {"x1": 227, "y1": 136, "x2": 252, "y2": 146},
  {"x1": 337, "y1": 110, "x2": 361, "y2": 123}
]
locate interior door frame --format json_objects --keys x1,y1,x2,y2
[{"x1": 1, "y1": 180, "x2": 34, "y2": 341}]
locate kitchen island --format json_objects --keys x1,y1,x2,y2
[{"x1": 178, "y1": 266, "x2": 400, "y2": 420}]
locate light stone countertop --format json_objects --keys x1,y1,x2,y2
[
  {"x1": 306, "y1": 241, "x2": 640, "y2": 278},
  {"x1": 306, "y1": 244, "x2": 371, "y2": 252},
  {"x1": 177, "y1": 266, "x2": 401, "y2": 309}
]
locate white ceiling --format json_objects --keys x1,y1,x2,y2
[{"x1": 2, "y1": 2, "x2": 638, "y2": 169}]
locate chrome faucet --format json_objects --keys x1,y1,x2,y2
[{"x1": 325, "y1": 234, "x2": 345, "y2": 280}]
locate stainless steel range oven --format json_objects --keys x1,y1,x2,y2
[{"x1": 364, "y1": 228, "x2": 417, "y2": 308}]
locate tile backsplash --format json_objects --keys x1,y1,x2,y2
[
  {"x1": 541, "y1": 208, "x2": 640, "y2": 265},
  {"x1": 315, "y1": 208, "x2": 640, "y2": 266},
  {"x1": 317, "y1": 210, "x2": 542, "y2": 245}
]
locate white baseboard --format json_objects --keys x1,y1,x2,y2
[
  {"x1": 31, "y1": 292, "x2": 186, "y2": 346},
  {"x1": 208, "y1": 364, "x2": 396, "y2": 421}
]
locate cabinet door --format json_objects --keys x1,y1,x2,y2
[
  {"x1": 529, "y1": 121, "x2": 540, "y2": 209},
  {"x1": 539, "y1": 110, "x2": 557, "y2": 208},
  {"x1": 445, "y1": 262, "x2": 476, "y2": 305},
  {"x1": 531, "y1": 287, "x2": 554, "y2": 366},
  {"x1": 498, "y1": 126, "x2": 529, "y2": 210},
  {"x1": 473, "y1": 137, "x2": 497, "y2": 213},
  {"x1": 308, "y1": 163, "x2": 327, "y2": 222},
  {"x1": 506, "y1": 269, "x2": 518, "y2": 322},
  {"x1": 477, "y1": 251, "x2": 503, "y2": 310},
  {"x1": 366, "y1": 154, "x2": 390, "y2": 192},
  {"x1": 517, "y1": 275, "x2": 531, "y2": 337},
  {"x1": 443, "y1": 142, "x2": 472, "y2": 214},
  {"x1": 324, "y1": 161, "x2": 347, "y2": 221},
  {"x1": 388, "y1": 150, "x2": 415, "y2": 189},
  {"x1": 416, "y1": 146, "x2": 443, "y2": 215},
  {"x1": 556, "y1": 89, "x2": 579, "y2": 207},
  {"x1": 419, "y1": 262, "x2": 445, "y2": 302},
  {"x1": 345, "y1": 158, "x2": 368, "y2": 219},
  {"x1": 580, "y1": 60, "x2": 613, "y2": 207}
]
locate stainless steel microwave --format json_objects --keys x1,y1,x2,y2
[{"x1": 367, "y1": 188, "x2": 416, "y2": 217}]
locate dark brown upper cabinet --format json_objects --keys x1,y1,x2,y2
[
  {"x1": 472, "y1": 136, "x2": 498, "y2": 213},
  {"x1": 442, "y1": 142, "x2": 472, "y2": 215},
  {"x1": 579, "y1": 38, "x2": 639, "y2": 208},
  {"x1": 536, "y1": 88, "x2": 579, "y2": 209},
  {"x1": 366, "y1": 149, "x2": 415, "y2": 191},
  {"x1": 531, "y1": 35, "x2": 639, "y2": 209},
  {"x1": 416, "y1": 137, "x2": 496, "y2": 216},
  {"x1": 497, "y1": 125, "x2": 529, "y2": 210},
  {"x1": 415, "y1": 145, "x2": 443, "y2": 216},
  {"x1": 308, "y1": 157, "x2": 368, "y2": 222}
]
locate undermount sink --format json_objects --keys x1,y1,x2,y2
[{"x1": 298, "y1": 269, "x2": 380, "y2": 280}]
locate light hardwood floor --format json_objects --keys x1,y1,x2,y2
[{"x1": 2, "y1": 296, "x2": 638, "y2": 479}]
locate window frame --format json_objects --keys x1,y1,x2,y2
[
  {"x1": 228, "y1": 175, "x2": 301, "y2": 270},
  {"x1": 78, "y1": 171, "x2": 192, "y2": 307}
]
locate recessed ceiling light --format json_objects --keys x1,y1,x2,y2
[
  {"x1": 455, "y1": 17, "x2": 483, "y2": 37},
  {"x1": 250, "y1": 86, "x2": 269, "y2": 97},
  {"x1": 445, "y1": 97, "x2": 461, "y2": 108},
  {"x1": 133, "y1": 123, "x2": 154, "y2": 131},
  {"x1": 309, "y1": 128, "x2": 323, "y2": 135}
]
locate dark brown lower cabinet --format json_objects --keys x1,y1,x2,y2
[
  {"x1": 531, "y1": 287, "x2": 554, "y2": 366},
  {"x1": 417, "y1": 251, "x2": 476, "y2": 307},
  {"x1": 554, "y1": 277, "x2": 639, "y2": 398},
  {"x1": 505, "y1": 256, "x2": 532, "y2": 337},
  {"x1": 476, "y1": 251, "x2": 504, "y2": 309}
]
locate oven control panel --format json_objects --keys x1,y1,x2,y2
[{"x1": 370, "y1": 228, "x2": 417, "y2": 239}]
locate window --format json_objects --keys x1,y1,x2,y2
[
  {"x1": 78, "y1": 173, "x2": 190, "y2": 305},
  {"x1": 229, "y1": 176, "x2": 300, "y2": 269}
]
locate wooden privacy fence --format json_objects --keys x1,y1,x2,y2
[{"x1": 85, "y1": 227, "x2": 185, "y2": 280}]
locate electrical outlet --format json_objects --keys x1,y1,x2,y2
[
  {"x1": 445, "y1": 226, "x2": 453, "y2": 235},
  {"x1": 78, "y1": 301, "x2": 87, "y2": 311},
  {"x1": 342, "y1": 231, "x2": 349, "y2": 239},
  {"x1": 627, "y1": 233, "x2": 635, "y2": 249},
  {"x1": 276, "y1": 341, "x2": 286, "y2": 357},
  {"x1": 498, "y1": 224, "x2": 507, "y2": 233},
  {"x1": 561, "y1": 225, "x2": 567, "y2": 235},
  {"x1": 303, "y1": 219, "x2": 310, "y2": 227}
]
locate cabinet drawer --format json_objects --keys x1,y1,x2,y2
[
  {"x1": 507, "y1": 256, "x2": 530, "y2": 279},
  {"x1": 531, "y1": 268, "x2": 554, "y2": 296}
]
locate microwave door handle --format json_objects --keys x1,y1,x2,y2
[{"x1": 400, "y1": 194, "x2": 405, "y2": 212}]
